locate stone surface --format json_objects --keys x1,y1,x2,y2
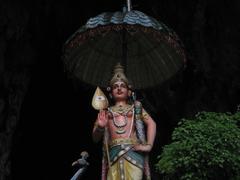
[{"x1": 0, "y1": 0, "x2": 239, "y2": 179}]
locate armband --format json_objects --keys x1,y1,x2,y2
[{"x1": 142, "y1": 110, "x2": 150, "y2": 120}]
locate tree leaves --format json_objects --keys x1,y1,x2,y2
[{"x1": 155, "y1": 111, "x2": 240, "y2": 180}]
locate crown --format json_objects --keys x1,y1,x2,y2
[{"x1": 109, "y1": 63, "x2": 129, "y2": 86}]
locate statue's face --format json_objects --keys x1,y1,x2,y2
[{"x1": 112, "y1": 81, "x2": 129, "y2": 101}]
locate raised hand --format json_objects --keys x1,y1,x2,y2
[{"x1": 96, "y1": 110, "x2": 108, "y2": 128}]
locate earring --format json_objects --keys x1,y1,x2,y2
[
  {"x1": 128, "y1": 90, "x2": 131, "y2": 97},
  {"x1": 106, "y1": 87, "x2": 111, "y2": 92},
  {"x1": 109, "y1": 94, "x2": 112, "y2": 99},
  {"x1": 132, "y1": 92, "x2": 136, "y2": 101}
]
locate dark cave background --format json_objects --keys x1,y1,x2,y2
[{"x1": 0, "y1": 0, "x2": 240, "y2": 179}]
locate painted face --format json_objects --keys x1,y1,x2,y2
[{"x1": 112, "y1": 81, "x2": 129, "y2": 101}]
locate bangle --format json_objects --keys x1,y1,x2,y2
[
  {"x1": 145, "y1": 143, "x2": 152, "y2": 147},
  {"x1": 94, "y1": 122, "x2": 105, "y2": 132}
]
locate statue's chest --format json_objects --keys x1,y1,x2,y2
[{"x1": 108, "y1": 107, "x2": 135, "y2": 136}]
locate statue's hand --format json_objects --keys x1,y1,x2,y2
[
  {"x1": 133, "y1": 144, "x2": 152, "y2": 153},
  {"x1": 96, "y1": 110, "x2": 108, "y2": 128}
]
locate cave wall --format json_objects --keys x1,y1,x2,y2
[
  {"x1": 0, "y1": 0, "x2": 34, "y2": 179},
  {"x1": 0, "y1": 0, "x2": 240, "y2": 179}
]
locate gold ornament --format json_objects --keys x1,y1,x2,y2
[
  {"x1": 111, "y1": 104, "x2": 133, "y2": 115},
  {"x1": 110, "y1": 63, "x2": 129, "y2": 86}
]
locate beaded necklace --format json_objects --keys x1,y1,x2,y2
[{"x1": 109, "y1": 105, "x2": 134, "y2": 134}]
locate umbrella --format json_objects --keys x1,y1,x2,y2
[{"x1": 63, "y1": 2, "x2": 186, "y2": 89}]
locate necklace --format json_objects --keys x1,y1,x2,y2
[
  {"x1": 111, "y1": 104, "x2": 132, "y2": 115},
  {"x1": 109, "y1": 105, "x2": 133, "y2": 134},
  {"x1": 112, "y1": 115, "x2": 127, "y2": 128},
  {"x1": 112, "y1": 112, "x2": 128, "y2": 134}
]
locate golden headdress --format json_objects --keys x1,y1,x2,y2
[{"x1": 109, "y1": 63, "x2": 129, "y2": 86}]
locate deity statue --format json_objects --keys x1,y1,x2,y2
[{"x1": 92, "y1": 63, "x2": 156, "y2": 180}]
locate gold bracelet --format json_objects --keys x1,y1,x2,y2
[
  {"x1": 94, "y1": 122, "x2": 104, "y2": 132},
  {"x1": 145, "y1": 143, "x2": 153, "y2": 147}
]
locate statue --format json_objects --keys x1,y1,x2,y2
[
  {"x1": 92, "y1": 63, "x2": 156, "y2": 180},
  {"x1": 71, "y1": 151, "x2": 89, "y2": 180}
]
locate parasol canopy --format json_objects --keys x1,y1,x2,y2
[{"x1": 63, "y1": 8, "x2": 186, "y2": 89}]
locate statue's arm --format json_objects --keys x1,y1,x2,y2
[
  {"x1": 133, "y1": 107, "x2": 156, "y2": 152},
  {"x1": 142, "y1": 108, "x2": 156, "y2": 151}
]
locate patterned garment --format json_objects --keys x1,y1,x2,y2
[
  {"x1": 107, "y1": 157, "x2": 143, "y2": 180},
  {"x1": 107, "y1": 144, "x2": 144, "y2": 180}
]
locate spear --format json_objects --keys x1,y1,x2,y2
[{"x1": 92, "y1": 87, "x2": 113, "y2": 179}]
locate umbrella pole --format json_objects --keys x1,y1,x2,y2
[
  {"x1": 126, "y1": 0, "x2": 132, "y2": 11},
  {"x1": 104, "y1": 127, "x2": 114, "y2": 180},
  {"x1": 121, "y1": 29, "x2": 127, "y2": 71}
]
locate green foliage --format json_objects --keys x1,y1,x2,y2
[{"x1": 155, "y1": 112, "x2": 240, "y2": 180}]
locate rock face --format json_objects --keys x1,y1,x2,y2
[
  {"x1": 0, "y1": 0, "x2": 240, "y2": 179},
  {"x1": 0, "y1": 1, "x2": 32, "y2": 179},
  {"x1": 0, "y1": 71, "x2": 29, "y2": 180}
]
